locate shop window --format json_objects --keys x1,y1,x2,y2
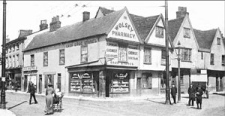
[
  {"x1": 144, "y1": 48, "x2": 151, "y2": 64},
  {"x1": 217, "y1": 38, "x2": 221, "y2": 45},
  {"x1": 161, "y1": 49, "x2": 166, "y2": 65},
  {"x1": 222, "y1": 55, "x2": 225, "y2": 66},
  {"x1": 69, "y1": 72, "x2": 95, "y2": 93},
  {"x1": 183, "y1": 27, "x2": 190, "y2": 38},
  {"x1": 118, "y1": 46, "x2": 127, "y2": 62},
  {"x1": 111, "y1": 72, "x2": 129, "y2": 93},
  {"x1": 141, "y1": 73, "x2": 152, "y2": 89},
  {"x1": 81, "y1": 45, "x2": 88, "y2": 63},
  {"x1": 57, "y1": 73, "x2": 61, "y2": 91},
  {"x1": 181, "y1": 48, "x2": 191, "y2": 62},
  {"x1": 155, "y1": 26, "x2": 164, "y2": 38},
  {"x1": 31, "y1": 54, "x2": 34, "y2": 66},
  {"x1": 210, "y1": 53, "x2": 214, "y2": 65},
  {"x1": 43, "y1": 52, "x2": 48, "y2": 66},
  {"x1": 59, "y1": 49, "x2": 65, "y2": 65}
]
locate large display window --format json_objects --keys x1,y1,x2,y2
[
  {"x1": 70, "y1": 72, "x2": 95, "y2": 93},
  {"x1": 111, "y1": 72, "x2": 129, "y2": 93}
]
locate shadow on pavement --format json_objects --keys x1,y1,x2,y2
[
  {"x1": 213, "y1": 93, "x2": 225, "y2": 96},
  {"x1": 146, "y1": 99, "x2": 168, "y2": 105},
  {"x1": 8, "y1": 101, "x2": 27, "y2": 110}
]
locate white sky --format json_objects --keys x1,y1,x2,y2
[{"x1": 0, "y1": 1, "x2": 224, "y2": 52}]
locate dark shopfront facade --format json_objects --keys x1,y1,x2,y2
[
  {"x1": 5, "y1": 68, "x2": 22, "y2": 90},
  {"x1": 67, "y1": 65, "x2": 137, "y2": 98}
]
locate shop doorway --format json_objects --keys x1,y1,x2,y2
[
  {"x1": 137, "y1": 78, "x2": 141, "y2": 96},
  {"x1": 45, "y1": 74, "x2": 54, "y2": 88},
  {"x1": 39, "y1": 75, "x2": 42, "y2": 94},
  {"x1": 57, "y1": 73, "x2": 61, "y2": 91},
  {"x1": 24, "y1": 76, "x2": 28, "y2": 92},
  {"x1": 105, "y1": 74, "x2": 110, "y2": 97}
]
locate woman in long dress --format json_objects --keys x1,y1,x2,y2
[{"x1": 45, "y1": 83, "x2": 54, "y2": 115}]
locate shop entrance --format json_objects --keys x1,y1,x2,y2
[
  {"x1": 105, "y1": 74, "x2": 110, "y2": 97},
  {"x1": 24, "y1": 75, "x2": 28, "y2": 92},
  {"x1": 39, "y1": 75, "x2": 42, "y2": 94},
  {"x1": 45, "y1": 74, "x2": 54, "y2": 88}
]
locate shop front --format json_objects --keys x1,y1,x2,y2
[
  {"x1": 67, "y1": 64, "x2": 136, "y2": 98},
  {"x1": 5, "y1": 68, "x2": 22, "y2": 91},
  {"x1": 22, "y1": 66, "x2": 38, "y2": 92}
]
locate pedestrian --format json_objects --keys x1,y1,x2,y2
[
  {"x1": 196, "y1": 85, "x2": 203, "y2": 109},
  {"x1": 45, "y1": 83, "x2": 55, "y2": 115},
  {"x1": 29, "y1": 82, "x2": 38, "y2": 105},
  {"x1": 188, "y1": 84, "x2": 195, "y2": 106},
  {"x1": 171, "y1": 84, "x2": 177, "y2": 104}
]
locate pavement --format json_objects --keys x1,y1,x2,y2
[
  {"x1": 0, "y1": 109, "x2": 16, "y2": 116},
  {"x1": 1, "y1": 90, "x2": 225, "y2": 116}
]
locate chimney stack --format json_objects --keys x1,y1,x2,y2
[
  {"x1": 18, "y1": 30, "x2": 33, "y2": 38},
  {"x1": 50, "y1": 15, "x2": 61, "y2": 32},
  {"x1": 83, "y1": 11, "x2": 90, "y2": 22},
  {"x1": 176, "y1": 6, "x2": 189, "y2": 19},
  {"x1": 6, "y1": 36, "x2": 10, "y2": 43},
  {"x1": 40, "y1": 20, "x2": 48, "y2": 31}
]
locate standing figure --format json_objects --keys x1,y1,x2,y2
[
  {"x1": 188, "y1": 84, "x2": 195, "y2": 106},
  {"x1": 45, "y1": 83, "x2": 55, "y2": 115},
  {"x1": 29, "y1": 82, "x2": 38, "y2": 104},
  {"x1": 171, "y1": 84, "x2": 177, "y2": 104},
  {"x1": 196, "y1": 86, "x2": 203, "y2": 109}
]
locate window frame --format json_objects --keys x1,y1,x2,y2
[
  {"x1": 210, "y1": 53, "x2": 214, "y2": 65},
  {"x1": 183, "y1": 27, "x2": 190, "y2": 38},
  {"x1": 222, "y1": 55, "x2": 225, "y2": 66},
  {"x1": 80, "y1": 45, "x2": 88, "y2": 63},
  {"x1": 43, "y1": 52, "x2": 48, "y2": 67},
  {"x1": 118, "y1": 45, "x2": 128, "y2": 62},
  {"x1": 155, "y1": 26, "x2": 164, "y2": 38},
  {"x1": 144, "y1": 47, "x2": 152, "y2": 64},
  {"x1": 31, "y1": 54, "x2": 35, "y2": 67},
  {"x1": 201, "y1": 52, "x2": 203, "y2": 60},
  {"x1": 59, "y1": 49, "x2": 65, "y2": 65},
  {"x1": 217, "y1": 37, "x2": 221, "y2": 45},
  {"x1": 181, "y1": 48, "x2": 192, "y2": 62}
]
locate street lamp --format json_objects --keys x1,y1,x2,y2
[
  {"x1": 1, "y1": 0, "x2": 7, "y2": 109},
  {"x1": 174, "y1": 41, "x2": 185, "y2": 102}
]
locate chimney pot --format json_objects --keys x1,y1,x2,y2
[
  {"x1": 176, "y1": 6, "x2": 189, "y2": 19},
  {"x1": 83, "y1": 11, "x2": 90, "y2": 22},
  {"x1": 40, "y1": 20, "x2": 48, "y2": 31},
  {"x1": 50, "y1": 16, "x2": 61, "y2": 32}
]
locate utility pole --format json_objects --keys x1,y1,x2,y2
[
  {"x1": 165, "y1": 0, "x2": 171, "y2": 104},
  {"x1": 1, "y1": 0, "x2": 7, "y2": 109}
]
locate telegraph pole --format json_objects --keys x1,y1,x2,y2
[
  {"x1": 165, "y1": 0, "x2": 171, "y2": 104},
  {"x1": 1, "y1": 0, "x2": 7, "y2": 109}
]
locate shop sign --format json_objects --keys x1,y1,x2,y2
[
  {"x1": 65, "y1": 38, "x2": 98, "y2": 48},
  {"x1": 23, "y1": 66, "x2": 37, "y2": 71},
  {"x1": 107, "y1": 11, "x2": 139, "y2": 42},
  {"x1": 115, "y1": 73, "x2": 128, "y2": 79}
]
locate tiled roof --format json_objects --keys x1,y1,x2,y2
[
  {"x1": 25, "y1": 8, "x2": 124, "y2": 51},
  {"x1": 168, "y1": 17, "x2": 184, "y2": 42},
  {"x1": 193, "y1": 28, "x2": 217, "y2": 50},
  {"x1": 18, "y1": 30, "x2": 33, "y2": 38},
  {"x1": 131, "y1": 14, "x2": 159, "y2": 40},
  {"x1": 99, "y1": 7, "x2": 114, "y2": 16}
]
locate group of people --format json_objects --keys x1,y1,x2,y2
[
  {"x1": 170, "y1": 84, "x2": 204, "y2": 109},
  {"x1": 28, "y1": 82, "x2": 63, "y2": 115}
]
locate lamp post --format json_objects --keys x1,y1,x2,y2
[
  {"x1": 1, "y1": 0, "x2": 7, "y2": 109},
  {"x1": 176, "y1": 41, "x2": 181, "y2": 102}
]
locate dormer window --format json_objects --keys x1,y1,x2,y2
[
  {"x1": 217, "y1": 37, "x2": 221, "y2": 45},
  {"x1": 183, "y1": 28, "x2": 190, "y2": 38},
  {"x1": 155, "y1": 26, "x2": 164, "y2": 38}
]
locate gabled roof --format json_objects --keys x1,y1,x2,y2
[
  {"x1": 130, "y1": 14, "x2": 160, "y2": 41},
  {"x1": 25, "y1": 8, "x2": 125, "y2": 52},
  {"x1": 193, "y1": 28, "x2": 217, "y2": 50},
  {"x1": 95, "y1": 7, "x2": 115, "y2": 18},
  {"x1": 168, "y1": 17, "x2": 185, "y2": 42}
]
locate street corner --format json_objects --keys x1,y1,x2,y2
[{"x1": 0, "y1": 109, "x2": 16, "y2": 116}]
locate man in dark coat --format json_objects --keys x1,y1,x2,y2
[
  {"x1": 196, "y1": 86, "x2": 203, "y2": 109},
  {"x1": 171, "y1": 84, "x2": 177, "y2": 104},
  {"x1": 29, "y1": 82, "x2": 38, "y2": 104},
  {"x1": 188, "y1": 84, "x2": 195, "y2": 106}
]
